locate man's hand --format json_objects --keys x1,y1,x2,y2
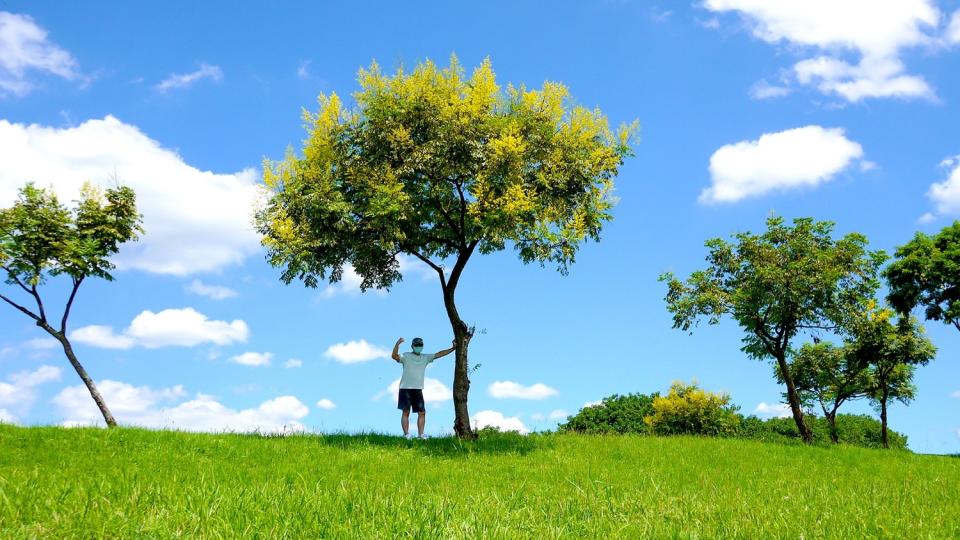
[{"x1": 392, "y1": 337, "x2": 404, "y2": 362}]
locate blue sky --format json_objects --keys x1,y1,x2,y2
[{"x1": 1, "y1": 1, "x2": 958, "y2": 453}]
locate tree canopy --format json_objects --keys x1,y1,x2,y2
[{"x1": 885, "y1": 221, "x2": 960, "y2": 332}]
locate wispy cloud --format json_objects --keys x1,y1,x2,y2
[
  {"x1": 186, "y1": 279, "x2": 238, "y2": 300},
  {"x1": 0, "y1": 11, "x2": 80, "y2": 97},
  {"x1": 488, "y1": 381, "x2": 559, "y2": 400},
  {"x1": 324, "y1": 340, "x2": 389, "y2": 364},
  {"x1": 156, "y1": 63, "x2": 222, "y2": 93}
]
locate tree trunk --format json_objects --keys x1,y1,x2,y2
[
  {"x1": 826, "y1": 411, "x2": 839, "y2": 444},
  {"x1": 443, "y1": 286, "x2": 475, "y2": 439},
  {"x1": 775, "y1": 354, "x2": 812, "y2": 443},
  {"x1": 49, "y1": 328, "x2": 117, "y2": 428},
  {"x1": 880, "y1": 389, "x2": 889, "y2": 449}
]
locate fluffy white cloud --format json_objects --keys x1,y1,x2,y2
[
  {"x1": 186, "y1": 280, "x2": 238, "y2": 300},
  {"x1": 924, "y1": 156, "x2": 960, "y2": 220},
  {"x1": 583, "y1": 399, "x2": 603, "y2": 408},
  {"x1": 229, "y1": 352, "x2": 272, "y2": 367},
  {"x1": 753, "y1": 402, "x2": 792, "y2": 418},
  {"x1": 949, "y1": 11, "x2": 960, "y2": 43},
  {"x1": 284, "y1": 358, "x2": 303, "y2": 369},
  {"x1": 71, "y1": 308, "x2": 249, "y2": 349},
  {"x1": 703, "y1": 0, "x2": 943, "y2": 101},
  {"x1": 53, "y1": 380, "x2": 309, "y2": 433},
  {"x1": 701, "y1": 126, "x2": 864, "y2": 204},
  {"x1": 324, "y1": 340, "x2": 389, "y2": 364},
  {"x1": 0, "y1": 11, "x2": 80, "y2": 97},
  {"x1": 0, "y1": 116, "x2": 262, "y2": 275},
  {"x1": 488, "y1": 381, "x2": 559, "y2": 400},
  {"x1": 316, "y1": 398, "x2": 336, "y2": 410},
  {"x1": 0, "y1": 408, "x2": 16, "y2": 423},
  {"x1": 0, "y1": 365, "x2": 62, "y2": 411},
  {"x1": 374, "y1": 378, "x2": 451, "y2": 403},
  {"x1": 156, "y1": 63, "x2": 222, "y2": 93},
  {"x1": 749, "y1": 79, "x2": 792, "y2": 100},
  {"x1": 471, "y1": 410, "x2": 529, "y2": 434}
]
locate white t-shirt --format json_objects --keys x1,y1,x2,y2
[{"x1": 399, "y1": 352, "x2": 436, "y2": 389}]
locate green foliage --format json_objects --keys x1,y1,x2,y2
[
  {"x1": 558, "y1": 393, "x2": 657, "y2": 434},
  {"x1": 2, "y1": 425, "x2": 957, "y2": 538},
  {"x1": 885, "y1": 221, "x2": 960, "y2": 331},
  {"x1": 0, "y1": 182, "x2": 142, "y2": 288},
  {"x1": 256, "y1": 55, "x2": 638, "y2": 290},
  {"x1": 738, "y1": 414, "x2": 908, "y2": 450},
  {"x1": 644, "y1": 381, "x2": 740, "y2": 437},
  {"x1": 787, "y1": 341, "x2": 870, "y2": 414}
]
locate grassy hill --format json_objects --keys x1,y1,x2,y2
[{"x1": 0, "y1": 425, "x2": 957, "y2": 538}]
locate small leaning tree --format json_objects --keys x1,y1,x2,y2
[
  {"x1": 660, "y1": 217, "x2": 885, "y2": 443},
  {"x1": 0, "y1": 183, "x2": 142, "y2": 427},
  {"x1": 256, "y1": 56, "x2": 636, "y2": 438}
]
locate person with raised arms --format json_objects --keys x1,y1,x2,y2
[{"x1": 391, "y1": 337, "x2": 456, "y2": 439}]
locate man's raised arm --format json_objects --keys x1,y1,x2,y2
[
  {"x1": 392, "y1": 337, "x2": 404, "y2": 362},
  {"x1": 432, "y1": 339, "x2": 457, "y2": 360}
]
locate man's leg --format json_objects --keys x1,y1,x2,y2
[
  {"x1": 417, "y1": 412, "x2": 426, "y2": 438},
  {"x1": 401, "y1": 409, "x2": 410, "y2": 436}
]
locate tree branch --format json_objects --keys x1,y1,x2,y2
[
  {"x1": 0, "y1": 291, "x2": 41, "y2": 323},
  {"x1": 30, "y1": 284, "x2": 47, "y2": 323},
  {"x1": 61, "y1": 276, "x2": 84, "y2": 334},
  {"x1": 2, "y1": 266, "x2": 33, "y2": 297},
  {"x1": 404, "y1": 246, "x2": 447, "y2": 289}
]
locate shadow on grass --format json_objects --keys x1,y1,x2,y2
[{"x1": 295, "y1": 430, "x2": 549, "y2": 458}]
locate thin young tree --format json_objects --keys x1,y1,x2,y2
[
  {"x1": 256, "y1": 56, "x2": 636, "y2": 438},
  {"x1": 786, "y1": 341, "x2": 870, "y2": 444},
  {"x1": 847, "y1": 308, "x2": 935, "y2": 448},
  {"x1": 0, "y1": 183, "x2": 142, "y2": 427},
  {"x1": 661, "y1": 217, "x2": 885, "y2": 443}
]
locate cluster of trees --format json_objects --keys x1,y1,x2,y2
[
  {"x1": 559, "y1": 383, "x2": 909, "y2": 450},
  {"x1": 662, "y1": 217, "x2": 951, "y2": 448}
]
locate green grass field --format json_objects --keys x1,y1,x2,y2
[{"x1": 1, "y1": 425, "x2": 957, "y2": 539}]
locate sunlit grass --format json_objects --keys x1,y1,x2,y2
[{"x1": 0, "y1": 425, "x2": 957, "y2": 538}]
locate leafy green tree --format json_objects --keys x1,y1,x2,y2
[
  {"x1": 885, "y1": 222, "x2": 960, "y2": 331},
  {"x1": 0, "y1": 183, "x2": 142, "y2": 427},
  {"x1": 786, "y1": 341, "x2": 870, "y2": 444},
  {"x1": 256, "y1": 56, "x2": 636, "y2": 438},
  {"x1": 644, "y1": 381, "x2": 740, "y2": 437},
  {"x1": 847, "y1": 308, "x2": 935, "y2": 448},
  {"x1": 660, "y1": 217, "x2": 885, "y2": 443},
  {"x1": 558, "y1": 393, "x2": 658, "y2": 434}
]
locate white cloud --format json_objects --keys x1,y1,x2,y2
[
  {"x1": 701, "y1": 125, "x2": 864, "y2": 204},
  {"x1": 471, "y1": 410, "x2": 529, "y2": 434},
  {"x1": 703, "y1": 0, "x2": 943, "y2": 102},
  {"x1": 316, "y1": 398, "x2": 336, "y2": 410},
  {"x1": 71, "y1": 308, "x2": 248, "y2": 349},
  {"x1": 488, "y1": 381, "x2": 559, "y2": 400},
  {"x1": 0, "y1": 11, "x2": 80, "y2": 97},
  {"x1": 324, "y1": 340, "x2": 389, "y2": 364},
  {"x1": 949, "y1": 11, "x2": 960, "y2": 44},
  {"x1": 548, "y1": 409, "x2": 569, "y2": 421},
  {"x1": 0, "y1": 116, "x2": 262, "y2": 275},
  {"x1": 53, "y1": 380, "x2": 309, "y2": 433},
  {"x1": 8, "y1": 365, "x2": 61, "y2": 387},
  {"x1": 583, "y1": 399, "x2": 603, "y2": 408},
  {"x1": 0, "y1": 365, "x2": 62, "y2": 417},
  {"x1": 321, "y1": 266, "x2": 366, "y2": 297},
  {"x1": 284, "y1": 358, "x2": 303, "y2": 369},
  {"x1": 156, "y1": 63, "x2": 222, "y2": 93},
  {"x1": 749, "y1": 79, "x2": 792, "y2": 99},
  {"x1": 297, "y1": 60, "x2": 311, "y2": 79},
  {"x1": 374, "y1": 378, "x2": 451, "y2": 403},
  {"x1": 753, "y1": 402, "x2": 792, "y2": 418},
  {"x1": 186, "y1": 280, "x2": 238, "y2": 300},
  {"x1": 924, "y1": 156, "x2": 960, "y2": 220},
  {"x1": 0, "y1": 408, "x2": 16, "y2": 423},
  {"x1": 229, "y1": 352, "x2": 272, "y2": 367}
]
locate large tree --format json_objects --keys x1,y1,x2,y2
[
  {"x1": 847, "y1": 308, "x2": 935, "y2": 448},
  {"x1": 256, "y1": 57, "x2": 636, "y2": 438},
  {"x1": 786, "y1": 341, "x2": 870, "y2": 444},
  {"x1": 661, "y1": 217, "x2": 885, "y2": 443},
  {"x1": 0, "y1": 183, "x2": 142, "y2": 427},
  {"x1": 885, "y1": 221, "x2": 960, "y2": 332}
]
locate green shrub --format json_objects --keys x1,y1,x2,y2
[
  {"x1": 644, "y1": 381, "x2": 740, "y2": 437},
  {"x1": 558, "y1": 393, "x2": 657, "y2": 434},
  {"x1": 738, "y1": 414, "x2": 908, "y2": 450}
]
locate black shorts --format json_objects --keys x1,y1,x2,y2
[{"x1": 397, "y1": 388, "x2": 425, "y2": 413}]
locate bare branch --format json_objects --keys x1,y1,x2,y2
[
  {"x1": 404, "y1": 246, "x2": 447, "y2": 289},
  {"x1": 30, "y1": 284, "x2": 47, "y2": 323},
  {"x1": 1, "y1": 266, "x2": 33, "y2": 296},
  {"x1": 61, "y1": 276, "x2": 84, "y2": 334},
  {"x1": 0, "y1": 292, "x2": 41, "y2": 323}
]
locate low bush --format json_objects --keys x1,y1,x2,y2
[
  {"x1": 644, "y1": 381, "x2": 740, "y2": 437},
  {"x1": 558, "y1": 392, "x2": 657, "y2": 434}
]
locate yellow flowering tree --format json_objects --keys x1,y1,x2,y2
[{"x1": 256, "y1": 56, "x2": 637, "y2": 438}]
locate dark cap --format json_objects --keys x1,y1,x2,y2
[{"x1": 412, "y1": 337, "x2": 424, "y2": 346}]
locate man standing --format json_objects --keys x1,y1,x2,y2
[{"x1": 392, "y1": 336, "x2": 455, "y2": 439}]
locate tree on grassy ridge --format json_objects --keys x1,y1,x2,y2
[
  {"x1": 785, "y1": 341, "x2": 871, "y2": 444},
  {"x1": 660, "y1": 217, "x2": 886, "y2": 443},
  {"x1": 0, "y1": 183, "x2": 142, "y2": 427},
  {"x1": 846, "y1": 308, "x2": 935, "y2": 448},
  {"x1": 256, "y1": 56, "x2": 637, "y2": 438},
  {"x1": 885, "y1": 222, "x2": 960, "y2": 332}
]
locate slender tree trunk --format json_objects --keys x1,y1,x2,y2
[
  {"x1": 443, "y1": 285, "x2": 475, "y2": 439},
  {"x1": 48, "y1": 327, "x2": 117, "y2": 428},
  {"x1": 880, "y1": 389, "x2": 889, "y2": 449},
  {"x1": 827, "y1": 411, "x2": 839, "y2": 444},
  {"x1": 775, "y1": 354, "x2": 812, "y2": 443}
]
